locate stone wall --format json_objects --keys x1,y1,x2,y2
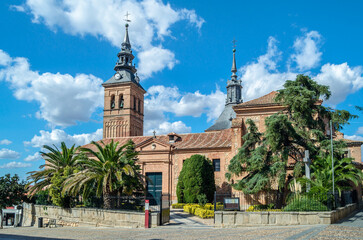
[
  {"x1": 215, "y1": 203, "x2": 358, "y2": 227},
  {"x1": 22, "y1": 203, "x2": 160, "y2": 228}
]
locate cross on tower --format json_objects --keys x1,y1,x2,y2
[
  {"x1": 124, "y1": 11, "x2": 131, "y2": 23},
  {"x1": 232, "y1": 38, "x2": 237, "y2": 49}
]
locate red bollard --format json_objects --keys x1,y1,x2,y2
[{"x1": 145, "y1": 199, "x2": 150, "y2": 228}]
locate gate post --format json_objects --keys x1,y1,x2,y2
[
  {"x1": 159, "y1": 194, "x2": 163, "y2": 225},
  {"x1": 214, "y1": 191, "x2": 217, "y2": 224}
]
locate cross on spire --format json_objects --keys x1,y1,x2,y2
[
  {"x1": 124, "y1": 11, "x2": 131, "y2": 23},
  {"x1": 232, "y1": 38, "x2": 237, "y2": 49}
]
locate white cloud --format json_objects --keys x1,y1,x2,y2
[
  {"x1": 240, "y1": 37, "x2": 297, "y2": 101},
  {"x1": 15, "y1": 0, "x2": 204, "y2": 78},
  {"x1": 315, "y1": 63, "x2": 363, "y2": 105},
  {"x1": 0, "y1": 139, "x2": 12, "y2": 145},
  {"x1": 145, "y1": 120, "x2": 191, "y2": 136},
  {"x1": 24, "y1": 152, "x2": 42, "y2": 162},
  {"x1": 138, "y1": 47, "x2": 178, "y2": 79},
  {"x1": 0, "y1": 148, "x2": 21, "y2": 159},
  {"x1": 291, "y1": 31, "x2": 322, "y2": 71},
  {"x1": 345, "y1": 135, "x2": 363, "y2": 141},
  {"x1": 143, "y1": 85, "x2": 225, "y2": 134},
  {"x1": 0, "y1": 50, "x2": 104, "y2": 127},
  {"x1": 239, "y1": 31, "x2": 363, "y2": 105},
  {"x1": 9, "y1": 4, "x2": 26, "y2": 12},
  {"x1": 0, "y1": 161, "x2": 31, "y2": 169},
  {"x1": 145, "y1": 85, "x2": 225, "y2": 120},
  {"x1": 25, "y1": 128, "x2": 103, "y2": 148}
]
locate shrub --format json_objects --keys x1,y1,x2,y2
[
  {"x1": 197, "y1": 194, "x2": 208, "y2": 206},
  {"x1": 172, "y1": 203, "x2": 186, "y2": 209},
  {"x1": 246, "y1": 205, "x2": 282, "y2": 212},
  {"x1": 35, "y1": 190, "x2": 51, "y2": 205},
  {"x1": 246, "y1": 204, "x2": 276, "y2": 212},
  {"x1": 177, "y1": 155, "x2": 216, "y2": 203},
  {"x1": 284, "y1": 196, "x2": 329, "y2": 211},
  {"x1": 194, "y1": 208, "x2": 214, "y2": 218}
]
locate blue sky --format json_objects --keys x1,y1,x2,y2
[{"x1": 0, "y1": 0, "x2": 362, "y2": 180}]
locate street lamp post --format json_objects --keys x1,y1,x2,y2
[{"x1": 330, "y1": 120, "x2": 335, "y2": 196}]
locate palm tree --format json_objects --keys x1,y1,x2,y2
[
  {"x1": 63, "y1": 140, "x2": 143, "y2": 209},
  {"x1": 26, "y1": 142, "x2": 81, "y2": 197},
  {"x1": 299, "y1": 156, "x2": 363, "y2": 196}
]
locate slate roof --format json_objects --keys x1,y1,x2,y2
[
  {"x1": 81, "y1": 129, "x2": 232, "y2": 151},
  {"x1": 205, "y1": 104, "x2": 236, "y2": 131},
  {"x1": 102, "y1": 69, "x2": 145, "y2": 91}
]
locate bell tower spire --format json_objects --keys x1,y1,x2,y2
[
  {"x1": 102, "y1": 13, "x2": 146, "y2": 138},
  {"x1": 114, "y1": 13, "x2": 136, "y2": 74},
  {"x1": 205, "y1": 41, "x2": 243, "y2": 132},
  {"x1": 226, "y1": 45, "x2": 242, "y2": 106}
]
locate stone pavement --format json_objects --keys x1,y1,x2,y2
[{"x1": 0, "y1": 209, "x2": 361, "y2": 240}]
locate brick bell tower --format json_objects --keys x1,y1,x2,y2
[{"x1": 102, "y1": 22, "x2": 146, "y2": 138}]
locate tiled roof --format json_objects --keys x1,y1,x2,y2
[
  {"x1": 342, "y1": 138, "x2": 363, "y2": 146},
  {"x1": 81, "y1": 129, "x2": 232, "y2": 151},
  {"x1": 239, "y1": 91, "x2": 279, "y2": 106}
]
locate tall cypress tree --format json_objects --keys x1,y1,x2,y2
[{"x1": 177, "y1": 154, "x2": 215, "y2": 203}]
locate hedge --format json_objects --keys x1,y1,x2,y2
[
  {"x1": 172, "y1": 203, "x2": 186, "y2": 209},
  {"x1": 183, "y1": 203, "x2": 223, "y2": 218}
]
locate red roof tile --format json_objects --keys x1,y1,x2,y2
[
  {"x1": 239, "y1": 91, "x2": 279, "y2": 106},
  {"x1": 81, "y1": 129, "x2": 232, "y2": 151}
]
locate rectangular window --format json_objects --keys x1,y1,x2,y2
[{"x1": 213, "y1": 159, "x2": 220, "y2": 172}]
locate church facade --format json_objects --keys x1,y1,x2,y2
[{"x1": 83, "y1": 24, "x2": 363, "y2": 203}]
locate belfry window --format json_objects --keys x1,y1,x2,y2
[
  {"x1": 119, "y1": 95, "x2": 124, "y2": 109},
  {"x1": 110, "y1": 95, "x2": 115, "y2": 109}
]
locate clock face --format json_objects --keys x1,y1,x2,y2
[{"x1": 115, "y1": 73, "x2": 122, "y2": 80}]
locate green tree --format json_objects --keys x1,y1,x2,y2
[
  {"x1": 0, "y1": 174, "x2": 26, "y2": 229},
  {"x1": 48, "y1": 166, "x2": 77, "y2": 208},
  {"x1": 226, "y1": 75, "x2": 357, "y2": 205},
  {"x1": 26, "y1": 142, "x2": 82, "y2": 207},
  {"x1": 63, "y1": 140, "x2": 143, "y2": 209},
  {"x1": 177, "y1": 154, "x2": 215, "y2": 203}
]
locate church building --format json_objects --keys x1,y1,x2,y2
[{"x1": 82, "y1": 24, "x2": 363, "y2": 203}]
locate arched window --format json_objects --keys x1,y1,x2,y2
[
  {"x1": 110, "y1": 95, "x2": 115, "y2": 109},
  {"x1": 119, "y1": 94, "x2": 124, "y2": 109}
]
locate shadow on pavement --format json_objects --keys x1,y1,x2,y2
[{"x1": 0, "y1": 234, "x2": 73, "y2": 240}]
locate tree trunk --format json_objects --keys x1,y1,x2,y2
[
  {"x1": 103, "y1": 190, "x2": 112, "y2": 209},
  {"x1": 103, "y1": 189, "x2": 117, "y2": 209}
]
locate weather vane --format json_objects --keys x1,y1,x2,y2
[
  {"x1": 124, "y1": 11, "x2": 131, "y2": 23},
  {"x1": 232, "y1": 38, "x2": 237, "y2": 49}
]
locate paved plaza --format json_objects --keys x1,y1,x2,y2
[{"x1": 0, "y1": 210, "x2": 362, "y2": 240}]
